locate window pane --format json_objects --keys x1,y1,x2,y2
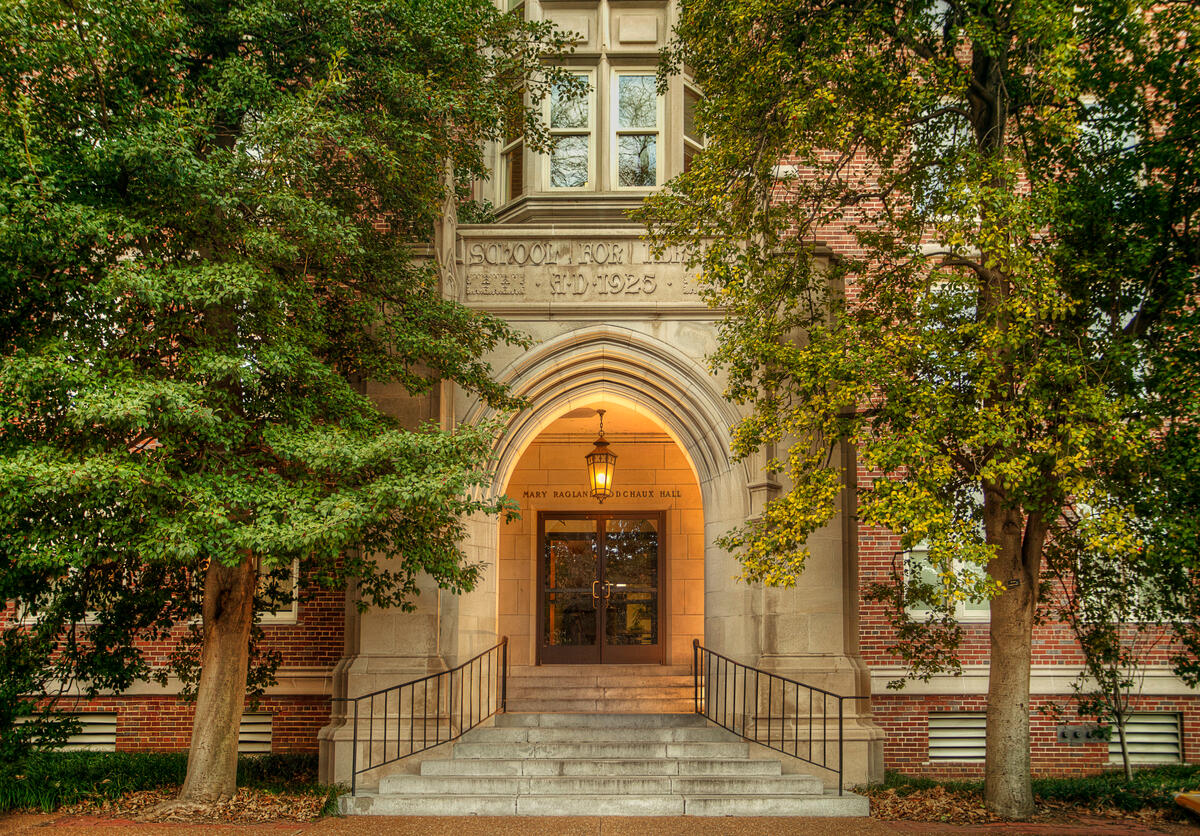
[
  {"x1": 505, "y1": 146, "x2": 523, "y2": 199},
  {"x1": 551, "y1": 135, "x2": 588, "y2": 187},
  {"x1": 551, "y1": 75, "x2": 589, "y2": 129},
  {"x1": 618, "y1": 134, "x2": 656, "y2": 186},
  {"x1": 684, "y1": 88, "x2": 701, "y2": 143},
  {"x1": 258, "y1": 560, "x2": 296, "y2": 616},
  {"x1": 618, "y1": 75, "x2": 657, "y2": 129}
]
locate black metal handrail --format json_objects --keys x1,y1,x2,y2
[
  {"x1": 339, "y1": 636, "x2": 507, "y2": 794},
  {"x1": 692, "y1": 639, "x2": 868, "y2": 794}
]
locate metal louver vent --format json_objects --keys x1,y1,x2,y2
[
  {"x1": 238, "y1": 713, "x2": 273, "y2": 754},
  {"x1": 1108, "y1": 713, "x2": 1182, "y2": 764},
  {"x1": 17, "y1": 712, "x2": 118, "y2": 751},
  {"x1": 928, "y1": 711, "x2": 987, "y2": 761},
  {"x1": 61, "y1": 712, "x2": 118, "y2": 751}
]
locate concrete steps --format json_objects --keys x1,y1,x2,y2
[
  {"x1": 341, "y1": 712, "x2": 868, "y2": 817},
  {"x1": 504, "y1": 664, "x2": 695, "y2": 713}
]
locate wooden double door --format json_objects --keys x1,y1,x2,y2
[{"x1": 537, "y1": 511, "x2": 665, "y2": 664}]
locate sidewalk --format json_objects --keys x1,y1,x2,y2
[{"x1": 1, "y1": 814, "x2": 1194, "y2": 836}]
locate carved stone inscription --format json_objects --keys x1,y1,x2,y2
[{"x1": 461, "y1": 236, "x2": 701, "y2": 304}]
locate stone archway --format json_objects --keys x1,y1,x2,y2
[
  {"x1": 496, "y1": 401, "x2": 705, "y2": 668},
  {"x1": 445, "y1": 325, "x2": 761, "y2": 667}
]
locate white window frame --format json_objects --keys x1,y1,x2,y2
[
  {"x1": 904, "y1": 545, "x2": 991, "y2": 623},
  {"x1": 544, "y1": 69, "x2": 596, "y2": 191},
  {"x1": 611, "y1": 69, "x2": 664, "y2": 190},
  {"x1": 258, "y1": 558, "x2": 299, "y2": 624}
]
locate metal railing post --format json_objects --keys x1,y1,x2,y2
[
  {"x1": 351, "y1": 699, "x2": 359, "y2": 796},
  {"x1": 501, "y1": 636, "x2": 508, "y2": 712},
  {"x1": 693, "y1": 639, "x2": 700, "y2": 714},
  {"x1": 340, "y1": 638, "x2": 518, "y2": 794},
  {"x1": 838, "y1": 698, "x2": 845, "y2": 795},
  {"x1": 691, "y1": 641, "x2": 865, "y2": 792}
]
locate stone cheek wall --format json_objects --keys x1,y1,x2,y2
[{"x1": 499, "y1": 438, "x2": 705, "y2": 667}]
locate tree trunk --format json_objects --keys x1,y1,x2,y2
[
  {"x1": 1115, "y1": 709, "x2": 1133, "y2": 781},
  {"x1": 983, "y1": 500, "x2": 1046, "y2": 819},
  {"x1": 176, "y1": 553, "x2": 258, "y2": 804},
  {"x1": 985, "y1": 571, "x2": 1035, "y2": 817}
]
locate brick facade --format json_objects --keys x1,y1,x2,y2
[{"x1": 11, "y1": 578, "x2": 344, "y2": 755}]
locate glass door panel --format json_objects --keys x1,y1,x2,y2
[
  {"x1": 538, "y1": 512, "x2": 664, "y2": 664},
  {"x1": 602, "y1": 517, "x2": 660, "y2": 662},
  {"x1": 540, "y1": 517, "x2": 601, "y2": 663}
]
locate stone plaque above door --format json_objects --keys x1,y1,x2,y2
[{"x1": 456, "y1": 226, "x2": 710, "y2": 317}]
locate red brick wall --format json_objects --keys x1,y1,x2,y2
[
  {"x1": 51, "y1": 695, "x2": 330, "y2": 753},
  {"x1": 873, "y1": 693, "x2": 1200, "y2": 777},
  {"x1": 7, "y1": 577, "x2": 344, "y2": 753}
]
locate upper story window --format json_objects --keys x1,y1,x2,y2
[
  {"x1": 501, "y1": 121, "x2": 524, "y2": 202},
  {"x1": 614, "y1": 73, "x2": 660, "y2": 187},
  {"x1": 482, "y1": 0, "x2": 695, "y2": 217},
  {"x1": 549, "y1": 72, "x2": 594, "y2": 188},
  {"x1": 683, "y1": 84, "x2": 702, "y2": 172}
]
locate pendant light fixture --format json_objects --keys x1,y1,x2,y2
[{"x1": 584, "y1": 409, "x2": 617, "y2": 502}]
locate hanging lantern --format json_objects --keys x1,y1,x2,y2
[{"x1": 584, "y1": 409, "x2": 617, "y2": 503}]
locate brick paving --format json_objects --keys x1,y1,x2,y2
[{"x1": 1, "y1": 813, "x2": 1196, "y2": 836}]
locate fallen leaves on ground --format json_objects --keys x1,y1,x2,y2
[
  {"x1": 862, "y1": 785, "x2": 1176, "y2": 826},
  {"x1": 866, "y1": 786, "x2": 1000, "y2": 823},
  {"x1": 56, "y1": 787, "x2": 330, "y2": 823}
]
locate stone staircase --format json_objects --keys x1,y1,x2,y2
[
  {"x1": 504, "y1": 664, "x2": 695, "y2": 713},
  {"x1": 340, "y1": 712, "x2": 868, "y2": 816}
]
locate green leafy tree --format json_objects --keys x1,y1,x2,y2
[
  {"x1": 0, "y1": 0, "x2": 576, "y2": 808},
  {"x1": 638, "y1": 0, "x2": 1199, "y2": 818}
]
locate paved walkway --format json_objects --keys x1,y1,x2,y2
[{"x1": 1, "y1": 814, "x2": 1195, "y2": 836}]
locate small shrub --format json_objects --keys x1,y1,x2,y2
[
  {"x1": 1032, "y1": 765, "x2": 1200, "y2": 812},
  {"x1": 873, "y1": 766, "x2": 1200, "y2": 813},
  {"x1": 0, "y1": 751, "x2": 322, "y2": 812}
]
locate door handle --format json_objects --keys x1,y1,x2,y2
[
  {"x1": 604, "y1": 582, "x2": 613, "y2": 599},
  {"x1": 592, "y1": 580, "x2": 600, "y2": 600}
]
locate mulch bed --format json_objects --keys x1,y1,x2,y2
[
  {"x1": 56, "y1": 787, "x2": 330, "y2": 823},
  {"x1": 862, "y1": 785, "x2": 1180, "y2": 826}
]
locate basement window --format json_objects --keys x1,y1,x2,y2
[{"x1": 928, "y1": 711, "x2": 986, "y2": 761}]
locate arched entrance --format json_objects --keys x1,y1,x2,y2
[
  {"x1": 444, "y1": 325, "x2": 761, "y2": 669},
  {"x1": 497, "y1": 402, "x2": 705, "y2": 667}
]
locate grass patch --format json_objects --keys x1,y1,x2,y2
[
  {"x1": 0, "y1": 751, "x2": 340, "y2": 813},
  {"x1": 1032, "y1": 764, "x2": 1200, "y2": 812},
  {"x1": 877, "y1": 765, "x2": 1200, "y2": 813}
]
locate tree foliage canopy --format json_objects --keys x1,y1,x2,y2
[
  {"x1": 639, "y1": 0, "x2": 1199, "y2": 816},
  {"x1": 0, "y1": 0, "x2": 574, "y2": 759}
]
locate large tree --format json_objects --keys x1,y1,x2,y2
[
  {"x1": 639, "y1": 0, "x2": 1199, "y2": 818},
  {"x1": 0, "y1": 0, "x2": 574, "y2": 808}
]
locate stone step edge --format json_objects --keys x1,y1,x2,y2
[{"x1": 343, "y1": 791, "x2": 869, "y2": 817}]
